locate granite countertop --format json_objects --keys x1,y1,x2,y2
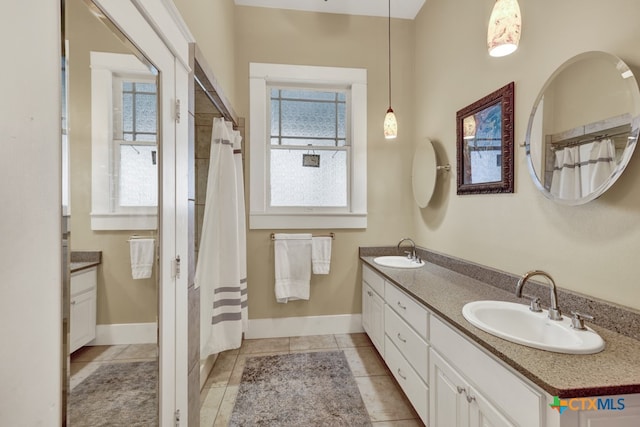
[
  {"x1": 70, "y1": 251, "x2": 102, "y2": 273},
  {"x1": 360, "y1": 255, "x2": 640, "y2": 399}
]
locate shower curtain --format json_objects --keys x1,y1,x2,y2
[
  {"x1": 195, "y1": 117, "x2": 247, "y2": 358},
  {"x1": 550, "y1": 138, "x2": 615, "y2": 199}
]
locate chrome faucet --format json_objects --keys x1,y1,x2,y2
[
  {"x1": 397, "y1": 237, "x2": 417, "y2": 260},
  {"x1": 516, "y1": 270, "x2": 562, "y2": 321}
]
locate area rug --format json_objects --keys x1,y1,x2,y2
[
  {"x1": 68, "y1": 361, "x2": 158, "y2": 426},
  {"x1": 229, "y1": 351, "x2": 372, "y2": 426}
]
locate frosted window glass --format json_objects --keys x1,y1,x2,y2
[
  {"x1": 123, "y1": 93, "x2": 133, "y2": 132},
  {"x1": 470, "y1": 150, "x2": 502, "y2": 183},
  {"x1": 281, "y1": 100, "x2": 336, "y2": 138},
  {"x1": 119, "y1": 144, "x2": 158, "y2": 206},
  {"x1": 270, "y1": 87, "x2": 347, "y2": 146},
  {"x1": 135, "y1": 94, "x2": 157, "y2": 133},
  {"x1": 280, "y1": 89, "x2": 337, "y2": 101},
  {"x1": 270, "y1": 149, "x2": 347, "y2": 207}
]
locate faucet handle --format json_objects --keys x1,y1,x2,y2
[
  {"x1": 570, "y1": 311, "x2": 594, "y2": 330},
  {"x1": 521, "y1": 293, "x2": 542, "y2": 312}
]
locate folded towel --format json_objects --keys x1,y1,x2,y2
[
  {"x1": 129, "y1": 238, "x2": 155, "y2": 279},
  {"x1": 274, "y1": 233, "x2": 312, "y2": 303},
  {"x1": 312, "y1": 236, "x2": 332, "y2": 275}
]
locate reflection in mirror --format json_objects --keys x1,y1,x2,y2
[
  {"x1": 412, "y1": 138, "x2": 438, "y2": 208},
  {"x1": 456, "y1": 82, "x2": 515, "y2": 195},
  {"x1": 525, "y1": 51, "x2": 640, "y2": 205},
  {"x1": 64, "y1": 0, "x2": 159, "y2": 424}
]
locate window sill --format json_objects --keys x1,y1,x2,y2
[
  {"x1": 249, "y1": 212, "x2": 366, "y2": 230},
  {"x1": 91, "y1": 212, "x2": 157, "y2": 231}
]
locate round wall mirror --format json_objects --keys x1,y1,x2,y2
[
  {"x1": 412, "y1": 138, "x2": 438, "y2": 208},
  {"x1": 525, "y1": 51, "x2": 640, "y2": 205}
]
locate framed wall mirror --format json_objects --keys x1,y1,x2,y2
[
  {"x1": 525, "y1": 51, "x2": 640, "y2": 205},
  {"x1": 456, "y1": 82, "x2": 515, "y2": 195}
]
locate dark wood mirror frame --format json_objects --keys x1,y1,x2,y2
[{"x1": 456, "y1": 81, "x2": 514, "y2": 195}]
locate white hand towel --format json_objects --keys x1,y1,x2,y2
[
  {"x1": 129, "y1": 238, "x2": 155, "y2": 279},
  {"x1": 274, "y1": 233, "x2": 312, "y2": 303},
  {"x1": 312, "y1": 236, "x2": 332, "y2": 275}
]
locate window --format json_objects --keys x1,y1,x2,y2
[
  {"x1": 90, "y1": 52, "x2": 158, "y2": 230},
  {"x1": 250, "y1": 63, "x2": 367, "y2": 229},
  {"x1": 113, "y1": 80, "x2": 158, "y2": 208}
]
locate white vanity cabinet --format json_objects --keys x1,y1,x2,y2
[
  {"x1": 362, "y1": 265, "x2": 385, "y2": 355},
  {"x1": 70, "y1": 267, "x2": 97, "y2": 353},
  {"x1": 384, "y1": 281, "x2": 430, "y2": 422},
  {"x1": 430, "y1": 315, "x2": 542, "y2": 427},
  {"x1": 362, "y1": 265, "x2": 429, "y2": 424}
]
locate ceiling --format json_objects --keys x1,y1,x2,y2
[{"x1": 234, "y1": 0, "x2": 427, "y2": 20}]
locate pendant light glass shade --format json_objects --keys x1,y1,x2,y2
[
  {"x1": 384, "y1": 107, "x2": 398, "y2": 139},
  {"x1": 487, "y1": 0, "x2": 521, "y2": 57},
  {"x1": 383, "y1": 0, "x2": 397, "y2": 139}
]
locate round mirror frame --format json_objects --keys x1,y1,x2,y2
[{"x1": 525, "y1": 51, "x2": 640, "y2": 205}]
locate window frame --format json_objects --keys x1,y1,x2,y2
[
  {"x1": 267, "y1": 84, "x2": 351, "y2": 211},
  {"x1": 90, "y1": 51, "x2": 158, "y2": 230},
  {"x1": 249, "y1": 63, "x2": 367, "y2": 229}
]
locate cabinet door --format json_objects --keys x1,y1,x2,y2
[
  {"x1": 362, "y1": 282, "x2": 384, "y2": 354},
  {"x1": 430, "y1": 349, "x2": 467, "y2": 427},
  {"x1": 469, "y1": 387, "x2": 514, "y2": 427},
  {"x1": 70, "y1": 290, "x2": 96, "y2": 353}
]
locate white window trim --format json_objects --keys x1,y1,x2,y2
[
  {"x1": 249, "y1": 63, "x2": 367, "y2": 229},
  {"x1": 90, "y1": 51, "x2": 157, "y2": 230}
]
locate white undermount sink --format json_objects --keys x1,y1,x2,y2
[
  {"x1": 374, "y1": 256, "x2": 425, "y2": 269},
  {"x1": 462, "y1": 300, "x2": 605, "y2": 354}
]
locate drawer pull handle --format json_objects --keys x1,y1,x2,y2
[
  {"x1": 397, "y1": 301, "x2": 407, "y2": 310},
  {"x1": 397, "y1": 333, "x2": 407, "y2": 343},
  {"x1": 456, "y1": 386, "x2": 466, "y2": 394},
  {"x1": 397, "y1": 368, "x2": 407, "y2": 380},
  {"x1": 71, "y1": 300, "x2": 76, "y2": 305},
  {"x1": 466, "y1": 394, "x2": 476, "y2": 403}
]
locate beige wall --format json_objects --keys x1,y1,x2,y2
[
  {"x1": 67, "y1": 0, "x2": 157, "y2": 325},
  {"x1": 173, "y1": 0, "x2": 238, "y2": 108},
  {"x1": 412, "y1": 0, "x2": 640, "y2": 311},
  {"x1": 234, "y1": 7, "x2": 417, "y2": 319}
]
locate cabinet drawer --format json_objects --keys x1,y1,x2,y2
[
  {"x1": 362, "y1": 265, "x2": 385, "y2": 296},
  {"x1": 385, "y1": 336, "x2": 428, "y2": 424},
  {"x1": 430, "y1": 316, "x2": 541, "y2": 427},
  {"x1": 385, "y1": 305, "x2": 428, "y2": 382},
  {"x1": 71, "y1": 267, "x2": 97, "y2": 296},
  {"x1": 385, "y1": 282, "x2": 428, "y2": 339}
]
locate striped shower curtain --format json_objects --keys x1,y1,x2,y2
[{"x1": 195, "y1": 117, "x2": 248, "y2": 358}]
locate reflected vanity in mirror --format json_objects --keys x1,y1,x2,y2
[
  {"x1": 456, "y1": 82, "x2": 515, "y2": 195},
  {"x1": 525, "y1": 51, "x2": 640, "y2": 205}
]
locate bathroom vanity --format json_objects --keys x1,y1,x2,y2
[
  {"x1": 69, "y1": 252, "x2": 101, "y2": 353},
  {"x1": 360, "y1": 249, "x2": 640, "y2": 427}
]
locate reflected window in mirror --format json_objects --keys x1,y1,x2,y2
[
  {"x1": 90, "y1": 51, "x2": 159, "y2": 230},
  {"x1": 456, "y1": 82, "x2": 514, "y2": 195},
  {"x1": 114, "y1": 80, "x2": 158, "y2": 208}
]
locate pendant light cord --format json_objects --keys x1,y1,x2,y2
[{"x1": 388, "y1": 0, "x2": 392, "y2": 108}]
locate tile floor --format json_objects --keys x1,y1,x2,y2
[
  {"x1": 200, "y1": 333, "x2": 424, "y2": 426},
  {"x1": 69, "y1": 343, "x2": 158, "y2": 391}
]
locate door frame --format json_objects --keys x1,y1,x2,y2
[{"x1": 90, "y1": 1, "x2": 192, "y2": 424}]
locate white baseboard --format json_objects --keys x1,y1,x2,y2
[
  {"x1": 91, "y1": 322, "x2": 157, "y2": 345},
  {"x1": 245, "y1": 314, "x2": 364, "y2": 339},
  {"x1": 200, "y1": 354, "x2": 218, "y2": 391}
]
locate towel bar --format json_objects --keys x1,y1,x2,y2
[{"x1": 270, "y1": 232, "x2": 335, "y2": 241}]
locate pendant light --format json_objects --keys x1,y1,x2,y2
[
  {"x1": 487, "y1": 0, "x2": 521, "y2": 57},
  {"x1": 383, "y1": 0, "x2": 397, "y2": 139}
]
